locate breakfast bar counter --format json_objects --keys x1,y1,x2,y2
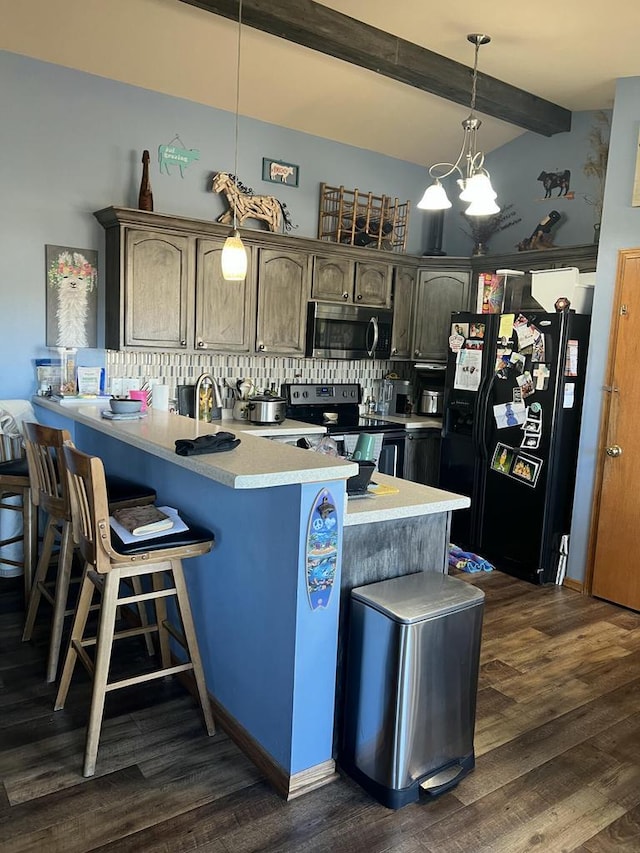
[
  {"x1": 33, "y1": 398, "x2": 354, "y2": 488},
  {"x1": 32, "y1": 397, "x2": 468, "y2": 799}
]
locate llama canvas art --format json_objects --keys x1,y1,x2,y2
[{"x1": 45, "y1": 246, "x2": 98, "y2": 348}]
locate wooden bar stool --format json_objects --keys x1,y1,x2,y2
[
  {"x1": 0, "y1": 431, "x2": 37, "y2": 600},
  {"x1": 22, "y1": 422, "x2": 157, "y2": 683},
  {"x1": 55, "y1": 443, "x2": 215, "y2": 777}
]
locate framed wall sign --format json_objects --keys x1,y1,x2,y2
[
  {"x1": 262, "y1": 157, "x2": 299, "y2": 187},
  {"x1": 45, "y1": 245, "x2": 98, "y2": 348}
]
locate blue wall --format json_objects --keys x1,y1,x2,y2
[
  {"x1": 442, "y1": 110, "x2": 610, "y2": 257},
  {"x1": 568, "y1": 77, "x2": 640, "y2": 582},
  {"x1": 0, "y1": 50, "x2": 427, "y2": 399}
]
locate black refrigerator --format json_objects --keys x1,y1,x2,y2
[{"x1": 439, "y1": 309, "x2": 590, "y2": 584}]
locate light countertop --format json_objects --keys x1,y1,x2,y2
[
  {"x1": 219, "y1": 415, "x2": 326, "y2": 438},
  {"x1": 33, "y1": 398, "x2": 356, "y2": 490},
  {"x1": 344, "y1": 472, "x2": 469, "y2": 526},
  {"x1": 33, "y1": 398, "x2": 467, "y2": 518},
  {"x1": 376, "y1": 413, "x2": 443, "y2": 430}
]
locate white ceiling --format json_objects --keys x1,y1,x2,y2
[{"x1": 1, "y1": 0, "x2": 635, "y2": 166}]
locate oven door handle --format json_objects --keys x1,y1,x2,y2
[
  {"x1": 366, "y1": 316, "x2": 379, "y2": 357},
  {"x1": 389, "y1": 443, "x2": 399, "y2": 477}
]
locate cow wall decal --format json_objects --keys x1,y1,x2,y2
[{"x1": 537, "y1": 170, "x2": 571, "y2": 198}]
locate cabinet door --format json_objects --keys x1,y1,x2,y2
[
  {"x1": 354, "y1": 261, "x2": 392, "y2": 307},
  {"x1": 125, "y1": 230, "x2": 193, "y2": 348},
  {"x1": 312, "y1": 255, "x2": 355, "y2": 302},
  {"x1": 404, "y1": 430, "x2": 441, "y2": 486},
  {"x1": 413, "y1": 270, "x2": 470, "y2": 361},
  {"x1": 390, "y1": 265, "x2": 415, "y2": 359},
  {"x1": 195, "y1": 239, "x2": 256, "y2": 353},
  {"x1": 256, "y1": 249, "x2": 311, "y2": 355}
]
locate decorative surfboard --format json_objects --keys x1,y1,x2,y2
[{"x1": 305, "y1": 488, "x2": 340, "y2": 610}]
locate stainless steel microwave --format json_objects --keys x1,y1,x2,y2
[{"x1": 305, "y1": 301, "x2": 393, "y2": 360}]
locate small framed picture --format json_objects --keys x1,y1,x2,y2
[
  {"x1": 262, "y1": 157, "x2": 299, "y2": 187},
  {"x1": 516, "y1": 371, "x2": 535, "y2": 397},
  {"x1": 521, "y1": 433, "x2": 541, "y2": 450},
  {"x1": 451, "y1": 322, "x2": 469, "y2": 339},
  {"x1": 511, "y1": 453, "x2": 542, "y2": 487},
  {"x1": 490, "y1": 443, "x2": 515, "y2": 475}
]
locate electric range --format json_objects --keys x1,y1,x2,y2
[
  {"x1": 282, "y1": 383, "x2": 400, "y2": 434},
  {"x1": 282, "y1": 382, "x2": 406, "y2": 477}
]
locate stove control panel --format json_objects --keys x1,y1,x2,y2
[{"x1": 283, "y1": 383, "x2": 361, "y2": 406}]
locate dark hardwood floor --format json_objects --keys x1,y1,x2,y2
[{"x1": 1, "y1": 570, "x2": 639, "y2": 853}]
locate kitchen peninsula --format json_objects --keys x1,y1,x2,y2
[{"x1": 33, "y1": 397, "x2": 468, "y2": 799}]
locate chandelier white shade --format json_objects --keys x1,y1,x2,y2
[
  {"x1": 418, "y1": 34, "x2": 500, "y2": 217},
  {"x1": 417, "y1": 180, "x2": 452, "y2": 211}
]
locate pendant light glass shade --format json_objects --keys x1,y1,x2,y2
[
  {"x1": 458, "y1": 173, "x2": 497, "y2": 204},
  {"x1": 417, "y1": 34, "x2": 499, "y2": 218},
  {"x1": 221, "y1": 229, "x2": 248, "y2": 281},
  {"x1": 417, "y1": 181, "x2": 452, "y2": 210},
  {"x1": 465, "y1": 196, "x2": 500, "y2": 216},
  {"x1": 221, "y1": 0, "x2": 247, "y2": 281}
]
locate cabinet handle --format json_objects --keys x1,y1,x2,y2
[
  {"x1": 407, "y1": 434, "x2": 413, "y2": 440},
  {"x1": 391, "y1": 347, "x2": 398, "y2": 355},
  {"x1": 197, "y1": 340, "x2": 206, "y2": 348},
  {"x1": 342, "y1": 292, "x2": 349, "y2": 299},
  {"x1": 356, "y1": 294, "x2": 362, "y2": 300},
  {"x1": 181, "y1": 340, "x2": 187, "y2": 347},
  {"x1": 414, "y1": 349, "x2": 421, "y2": 357},
  {"x1": 258, "y1": 343, "x2": 266, "y2": 352}
]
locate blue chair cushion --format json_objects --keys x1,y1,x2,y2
[
  {"x1": 105, "y1": 475, "x2": 156, "y2": 504},
  {"x1": 0, "y1": 457, "x2": 30, "y2": 479},
  {"x1": 110, "y1": 514, "x2": 214, "y2": 556}
]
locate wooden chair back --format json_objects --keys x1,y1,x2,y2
[
  {"x1": 63, "y1": 442, "x2": 213, "y2": 574},
  {"x1": 22, "y1": 422, "x2": 71, "y2": 520},
  {"x1": 62, "y1": 442, "x2": 110, "y2": 574}
]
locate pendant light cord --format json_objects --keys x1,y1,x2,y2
[{"x1": 232, "y1": 0, "x2": 243, "y2": 230}]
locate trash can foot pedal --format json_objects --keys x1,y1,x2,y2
[{"x1": 420, "y1": 763, "x2": 464, "y2": 793}]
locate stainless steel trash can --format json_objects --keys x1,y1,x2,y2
[{"x1": 341, "y1": 571, "x2": 484, "y2": 809}]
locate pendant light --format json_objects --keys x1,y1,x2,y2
[
  {"x1": 221, "y1": 0, "x2": 248, "y2": 281},
  {"x1": 417, "y1": 34, "x2": 499, "y2": 217}
]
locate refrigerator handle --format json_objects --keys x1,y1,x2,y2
[{"x1": 472, "y1": 370, "x2": 490, "y2": 450}]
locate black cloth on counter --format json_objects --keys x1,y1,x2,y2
[{"x1": 175, "y1": 432, "x2": 241, "y2": 456}]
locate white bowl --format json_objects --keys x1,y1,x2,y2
[{"x1": 109, "y1": 398, "x2": 142, "y2": 414}]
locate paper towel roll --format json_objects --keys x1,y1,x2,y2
[{"x1": 152, "y1": 383, "x2": 170, "y2": 411}]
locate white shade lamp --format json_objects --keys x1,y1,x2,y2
[{"x1": 417, "y1": 34, "x2": 500, "y2": 218}]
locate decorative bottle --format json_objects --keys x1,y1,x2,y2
[{"x1": 138, "y1": 150, "x2": 154, "y2": 211}]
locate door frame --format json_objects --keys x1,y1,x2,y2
[{"x1": 584, "y1": 247, "x2": 640, "y2": 594}]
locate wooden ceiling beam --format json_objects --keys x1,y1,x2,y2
[{"x1": 179, "y1": 0, "x2": 571, "y2": 137}]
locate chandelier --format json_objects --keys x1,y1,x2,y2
[{"x1": 417, "y1": 34, "x2": 499, "y2": 217}]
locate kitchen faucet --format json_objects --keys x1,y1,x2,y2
[{"x1": 194, "y1": 373, "x2": 223, "y2": 421}]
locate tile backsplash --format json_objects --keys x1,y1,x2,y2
[{"x1": 106, "y1": 351, "x2": 411, "y2": 406}]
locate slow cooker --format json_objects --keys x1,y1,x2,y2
[{"x1": 246, "y1": 394, "x2": 287, "y2": 425}]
